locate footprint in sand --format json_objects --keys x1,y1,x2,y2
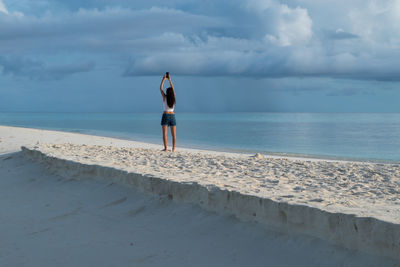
[
  {"x1": 48, "y1": 207, "x2": 82, "y2": 221},
  {"x1": 28, "y1": 228, "x2": 51, "y2": 236},
  {"x1": 126, "y1": 206, "x2": 146, "y2": 217},
  {"x1": 310, "y1": 198, "x2": 324, "y2": 202},
  {"x1": 101, "y1": 197, "x2": 127, "y2": 208}
]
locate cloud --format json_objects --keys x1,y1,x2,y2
[
  {"x1": 46, "y1": 61, "x2": 95, "y2": 77},
  {"x1": 326, "y1": 88, "x2": 360, "y2": 97},
  {"x1": 1, "y1": 0, "x2": 400, "y2": 81},
  {"x1": 0, "y1": 56, "x2": 95, "y2": 79},
  {"x1": 262, "y1": 4, "x2": 313, "y2": 46},
  {"x1": 325, "y1": 29, "x2": 359, "y2": 40},
  {"x1": 0, "y1": 6, "x2": 227, "y2": 53},
  {"x1": 0, "y1": 0, "x2": 8, "y2": 14}
]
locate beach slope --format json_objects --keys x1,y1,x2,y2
[{"x1": 0, "y1": 125, "x2": 398, "y2": 266}]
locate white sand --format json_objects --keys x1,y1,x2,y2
[
  {"x1": 30, "y1": 143, "x2": 400, "y2": 224},
  {"x1": 1, "y1": 125, "x2": 399, "y2": 266}
]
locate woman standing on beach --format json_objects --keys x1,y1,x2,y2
[{"x1": 160, "y1": 72, "x2": 176, "y2": 152}]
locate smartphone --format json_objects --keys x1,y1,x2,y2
[{"x1": 166, "y1": 72, "x2": 170, "y2": 78}]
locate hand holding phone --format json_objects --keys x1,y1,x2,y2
[{"x1": 166, "y1": 72, "x2": 170, "y2": 79}]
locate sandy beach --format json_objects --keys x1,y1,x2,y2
[{"x1": 1, "y1": 125, "x2": 399, "y2": 266}]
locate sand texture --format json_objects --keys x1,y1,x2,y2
[
  {"x1": 1, "y1": 125, "x2": 400, "y2": 265},
  {"x1": 21, "y1": 143, "x2": 400, "y2": 260},
  {"x1": 31, "y1": 143, "x2": 400, "y2": 224}
]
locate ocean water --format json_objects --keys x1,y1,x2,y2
[{"x1": 1, "y1": 112, "x2": 400, "y2": 162}]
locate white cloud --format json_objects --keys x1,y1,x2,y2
[
  {"x1": 348, "y1": 0, "x2": 400, "y2": 43},
  {"x1": 245, "y1": 0, "x2": 313, "y2": 46},
  {"x1": 264, "y1": 4, "x2": 312, "y2": 46},
  {"x1": 0, "y1": 0, "x2": 8, "y2": 14}
]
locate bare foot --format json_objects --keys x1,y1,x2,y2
[
  {"x1": 172, "y1": 148, "x2": 175, "y2": 152},
  {"x1": 161, "y1": 148, "x2": 168, "y2": 152}
]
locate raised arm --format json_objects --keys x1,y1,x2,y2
[
  {"x1": 167, "y1": 76, "x2": 175, "y2": 96},
  {"x1": 160, "y1": 75, "x2": 166, "y2": 98}
]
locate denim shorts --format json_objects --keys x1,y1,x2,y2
[{"x1": 161, "y1": 113, "x2": 176, "y2": 126}]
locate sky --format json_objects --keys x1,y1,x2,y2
[{"x1": 1, "y1": 0, "x2": 400, "y2": 112}]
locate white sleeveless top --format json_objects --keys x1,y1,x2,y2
[{"x1": 163, "y1": 98, "x2": 175, "y2": 112}]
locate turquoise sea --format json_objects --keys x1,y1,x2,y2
[{"x1": 1, "y1": 112, "x2": 400, "y2": 162}]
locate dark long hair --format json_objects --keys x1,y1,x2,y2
[{"x1": 166, "y1": 87, "x2": 175, "y2": 108}]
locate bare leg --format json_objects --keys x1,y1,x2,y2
[
  {"x1": 171, "y1": 126, "x2": 176, "y2": 152},
  {"x1": 162, "y1": 126, "x2": 168, "y2": 151}
]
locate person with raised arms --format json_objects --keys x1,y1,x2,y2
[{"x1": 159, "y1": 72, "x2": 176, "y2": 152}]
